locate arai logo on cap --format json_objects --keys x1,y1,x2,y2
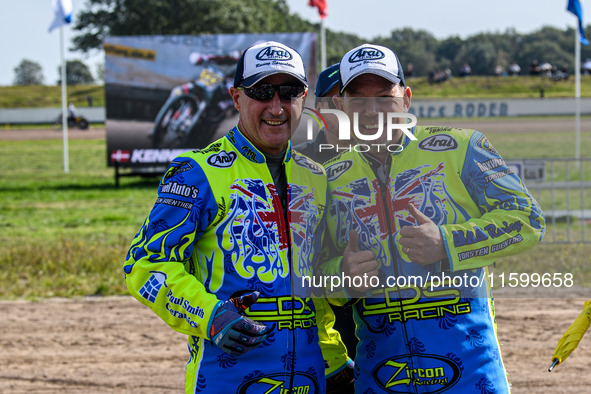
[
  {"x1": 348, "y1": 47, "x2": 385, "y2": 63},
  {"x1": 256, "y1": 46, "x2": 293, "y2": 61}
]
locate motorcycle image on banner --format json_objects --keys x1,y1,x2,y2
[{"x1": 150, "y1": 52, "x2": 239, "y2": 149}]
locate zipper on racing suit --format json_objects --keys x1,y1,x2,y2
[
  {"x1": 283, "y1": 162, "x2": 297, "y2": 392},
  {"x1": 370, "y1": 155, "x2": 418, "y2": 391},
  {"x1": 267, "y1": 159, "x2": 298, "y2": 392}
]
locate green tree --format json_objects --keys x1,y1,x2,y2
[
  {"x1": 13, "y1": 59, "x2": 44, "y2": 86},
  {"x1": 58, "y1": 60, "x2": 95, "y2": 85},
  {"x1": 374, "y1": 28, "x2": 438, "y2": 77},
  {"x1": 435, "y1": 36, "x2": 463, "y2": 69},
  {"x1": 95, "y1": 63, "x2": 105, "y2": 83},
  {"x1": 454, "y1": 39, "x2": 497, "y2": 75},
  {"x1": 71, "y1": 0, "x2": 312, "y2": 53},
  {"x1": 69, "y1": 0, "x2": 591, "y2": 78},
  {"x1": 517, "y1": 27, "x2": 572, "y2": 73},
  {"x1": 324, "y1": 29, "x2": 365, "y2": 67}
]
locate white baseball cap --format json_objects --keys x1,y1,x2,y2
[
  {"x1": 233, "y1": 41, "x2": 308, "y2": 88},
  {"x1": 339, "y1": 44, "x2": 405, "y2": 93}
]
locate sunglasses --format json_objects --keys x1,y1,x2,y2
[{"x1": 239, "y1": 83, "x2": 306, "y2": 101}]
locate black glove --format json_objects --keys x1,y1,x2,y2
[
  {"x1": 326, "y1": 360, "x2": 355, "y2": 394},
  {"x1": 209, "y1": 291, "x2": 270, "y2": 356}
]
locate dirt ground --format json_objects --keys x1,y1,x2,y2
[
  {"x1": 0, "y1": 127, "x2": 106, "y2": 141},
  {"x1": 1, "y1": 296, "x2": 590, "y2": 393},
  {"x1": 1, "y1": 116, "x2": 591, "y2": 143},
  {"x1": 2, "y1": 125, "x2": 591, "y2": 393}
]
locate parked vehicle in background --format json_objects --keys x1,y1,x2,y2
[{"x1": 53, "y1": 113, "x2": 90, "y2": 130}]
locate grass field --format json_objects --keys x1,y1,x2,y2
[
  {"x1": 0, "y1": 128, "x2": 589, "y2": 299},
  {"x1": 0, "y1": 138, "x2": 156, "y2": 298},
  {"x1": 409, "y1": 74, "x2": 591, "y2": 98},
  {"x1": 0, "y1": 85, "x2": 105, "y2": 109}
]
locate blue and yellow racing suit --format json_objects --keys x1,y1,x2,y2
[
  {"x1": 124, "y1": 126, "x2": 342, "y2": 393},
  {"x1": 322, "y1": 126, "x2": 545, "y2": 393}
]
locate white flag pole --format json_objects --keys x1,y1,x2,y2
[
  {"x1": 320, "y1": 18, "x2": 326, "y2": 70},
  {"x1": 60, "y1": 25, "x2": 69, "y2": 174},
  {"x1": 575, "y1": 28, "x2": 581, "y2": 165}
]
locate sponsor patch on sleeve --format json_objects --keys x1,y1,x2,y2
[
  {"x1": 326, "y1": 160, "x2": 353, "y2": 181},
  {"x1": 475, "y1": 135, "x2": 499, "y2": 156},
  {"x1": 207, "y1": 150, "x2": 238, "y2": 168},
  {"x1": 418, "y1": 134, "x2": 458, "y2": 152},
  {"x1": 293, "y1": 154, "x2": 323, "y2": 175}
]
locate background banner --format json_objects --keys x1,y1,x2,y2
[{"x1": 105, "y1": 33, "x2": 317, "y2": 168}]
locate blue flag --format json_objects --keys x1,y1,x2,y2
[
  {"x1": 568, "y1": 0, "x2": 589, "y2": 45},
  {"x1": 49, "y1": 0, "x2": 73, "y2": 32}
]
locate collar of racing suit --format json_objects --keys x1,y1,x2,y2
[
  {"x1": 359, "y1": 128, "x2": 416, "y2": 183},
  {"x1": 225, "y1": 125, "x2": 292, "y2": 164}
]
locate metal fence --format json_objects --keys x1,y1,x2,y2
[{"x1": 518, "y1": 157, "x2": 591, "y2": 244}]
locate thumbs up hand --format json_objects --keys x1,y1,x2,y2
[
  {"x1": 399, "y1": 204, "x2": 447, "y2": 265},
  {"x1": 342, "y1": 230, "x2": 379, "y2": 293}
]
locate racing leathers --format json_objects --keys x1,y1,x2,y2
[
  {"x1": 321, "y1": 126, "x2": 545, "y2": 393},
  {"x1": 124, "y1": 126, "x2": 337, "y2": 394}
]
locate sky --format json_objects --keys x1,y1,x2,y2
[{"x1": 0, "y1": 0, "x2": 588, "y2": 86}]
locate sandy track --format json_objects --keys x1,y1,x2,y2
[
  {"x1": 1, "y1": 296, "x2": 590, "y2": 393},
  {"x1": 0, "y1": 297, "x2": 185, "y2": 393},
  {"x1": 0, "y1": 128, "x2": 106, "y2": 141}
]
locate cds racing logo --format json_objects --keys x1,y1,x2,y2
[
  {"x1": 256, "y1": 46, "x2": 293, "y2": 61},
  {"x1": 348, "y1": 47, "x2": 385, "y2": 62},
  {"x1": 247, "y1": 296, "x2": 317, "y2": 331},
  {"x1": 304, "y1": 106, "x2": 417, "y2": 154}
]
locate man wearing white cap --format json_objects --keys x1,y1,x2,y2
[
  {"x1": 124, "y1": 41, "x2": 334, "y2": 393},
  {"x1": 320, "y1": 43, "x2": 545, "y2": 392}
]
